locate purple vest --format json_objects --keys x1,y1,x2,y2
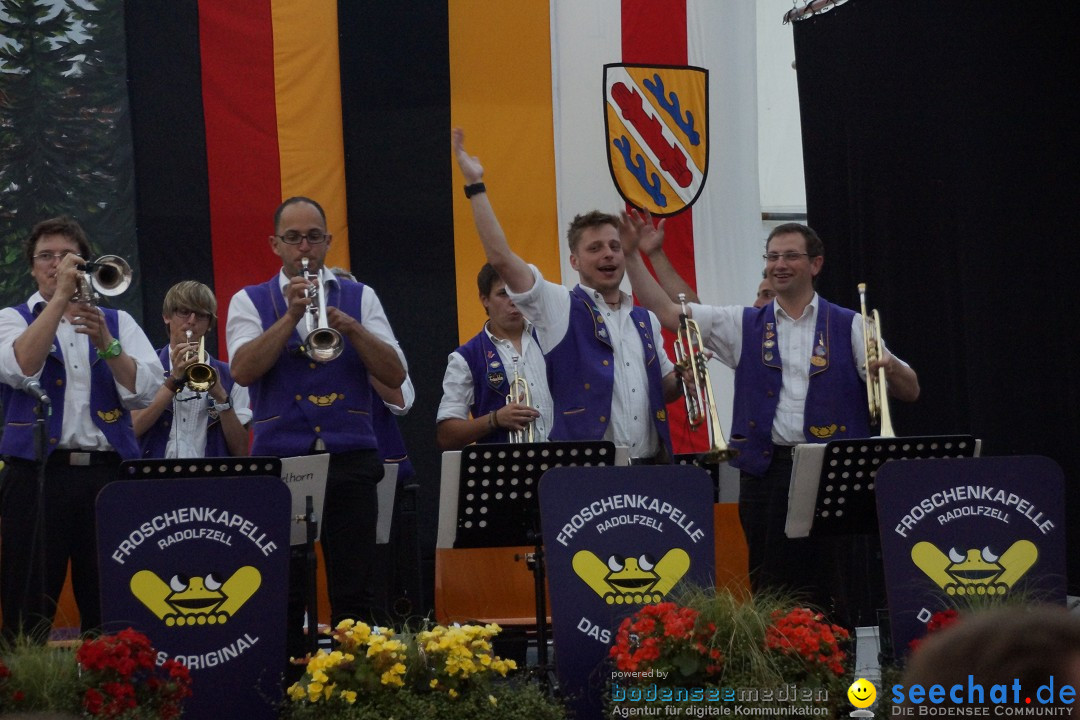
[
  {"x1": 138, "y1": 346, "x2": 238, "y2": 458},
  {"x1": 543, "y1": 286, "x2": 672, "y2": 458},
  {"x1": 1, "y1": 303, "x2": 139, "y2": 460},
  {"x1": 244, "y1": 276, "x2": 377, "y2": 457},
  {"x1": 730, "y1": 298, "x2": 871, "y2": 476},
  {"x1": 455, "y1": 328, "x2": 514, "y2": 445},
  {"x1": 371, "y1": 399, "x2": 414, "y2": 482}
]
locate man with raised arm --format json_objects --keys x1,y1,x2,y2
[
  {"x1": 453, "y1": 130, "x2": 682, "y2": 462},
  {"x1": 620, "y1": 211, "x2": 919, "y2": 601}
]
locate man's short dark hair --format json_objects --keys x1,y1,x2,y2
[
  {"x1": 567, "y1": 211, "x2": 620, "y2": 254},
  {"x1": 25, "y1": 216, "x2": 92, "y2": 266},
  {"x1": 476, "y1": 263, "x2": 500, "y2": 297},
  {"x1": 273, "y1": 196, "x2": 327, "y2": 232},
  {"x1": 765, "y1": 222, "x2": 824, "y2": 258}
]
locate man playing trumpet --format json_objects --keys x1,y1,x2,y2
[
  {"x1": 621, "y1": 214, "x2": 919, "y2": 607},
  {"x1": 437, "y1": 263, "x2": 552, "y2": 449},
  {"x1": 133, "y1": 281, "x2": 251, "y2": 458},
  {"x1": 0, "y1": 216, "x2": 162, "y2": 638},
  {"x1": 226, "y1": 196, "x2": 407, "y2": 659}
]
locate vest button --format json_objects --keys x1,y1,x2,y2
[
  {"x1": 766, "y1": 390, "x2": 775, "y2": 397},
  {"x1": 55, "y1": 379, "x2": 63, "y2": 386},
  {"x1": 583, "y1": 383, "x2": 590, "y2": 390},
  {"x1": 49, "y1": 437, "x2": 58, "y2": 444},
  {"x1": 315, "y1": 426, "x2": 321, "y2": 433},
  {"x1": 599, "y1": 416, "x2": 607, "y2": 423},
  {"x1": 602, "y1": 360, "x2": 610, "y2": 366},
  {"x1": 295, "y1": 394, "x2": 302, "y2": 401},
  {"x1": 763, "y1": 449, "x2": 771, "y2": 456},
  {"x1": 309, "y1": 363, "x2": 317, "y2": 370},
  {"x1": 748, "y1": 420, "x2": 756, "y2": 428}
]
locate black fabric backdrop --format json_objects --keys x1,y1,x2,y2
[
  {"x1": 126, "y1": 3, "x2": 454, "y2": 617},
  {"x1": 792, "y1": 0, "x2": 1080, "y2": 591}
]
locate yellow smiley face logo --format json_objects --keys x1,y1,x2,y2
[{"x1": 847, "y1": 677, "x2": 877, "y2": 708}]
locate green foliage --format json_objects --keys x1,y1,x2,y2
[
  {"x1": 607, "y1": 586, "x2": 855, "y2": 717},
  {"x1": 0, "y1": 0, "x2": 141, "y2": 318},
  {"x1": 0, "y1": 639, "x2": 83, "y2": 713}
]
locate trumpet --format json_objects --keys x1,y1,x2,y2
[
  {"x1": 857, "y1": 283, "x2": 895, "y2": 438},
  {"x1": 182, "y1": 329, "x2": 218, "y2": 393},
  {"x1": 72, "y1": 255, "x2": 132, "y2": 304},
  {"x1": 674, "y1": 293, "x2": 737, "y2": 462},
  {"x1": 505, "y1": 357, "x2": 535, "y2": 443},
  {"x1": 301, "y1": 258, "x2": 344, "y2": 362}
]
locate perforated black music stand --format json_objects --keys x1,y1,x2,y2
[
  {"x1": 452, "y1": 440, "x2": 619, "y2": 688},
  {"x1": 674, "y1": 453, "x2": 721, "y2": 502},
  {"x1": 808, "y1": 435, "x2": 977, "y2": 536},
  {"x1": 120, "y1": 456, "x2": 282, "y2": 483},
  {"x1": 795, "y1": 435, "x2": 978, "y2": 628}
]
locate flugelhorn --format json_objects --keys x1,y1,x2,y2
[
  {"x1": 301, "y1": 258, "x2": 344, "y2": 362},
  {"x1": 72, "y1": 255, "x2": 132, "y2": 304},
  {"x1": 505, "y1": 356, "x2": 535, "y2": 443},
  {"x1": 857, "y1": 283, "x2": 895, "y2": 438},
  {"x1": 183, "y1": 329, "x2": 217, "y2": 393},
  {"x1": 674, "y1": 293, "x2": 737, "y2": 462}
]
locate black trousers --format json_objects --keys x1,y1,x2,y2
[
  {"x1": 286, "y1": 448, "x2": 383, "y2": 662},
  {"x1": 738, "y1": 452, "x2": 837, "y2": 612},
  {"x1": 0, "y1": 454, "x2": 118, "y2": 640}
]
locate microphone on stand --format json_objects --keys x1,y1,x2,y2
[{"x1": 21, "y1": 376, "x2": 51, "y2": 406}]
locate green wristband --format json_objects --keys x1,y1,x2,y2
[{"x1": 96, "y1": 338, "x2": 122, "y2": 360}]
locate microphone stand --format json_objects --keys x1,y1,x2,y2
[{"x1": 23, "y1": 393, "x2": 51, "y2": 637}]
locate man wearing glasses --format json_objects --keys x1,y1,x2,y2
[
  {"x1": 226, "y1": 196, "x2": 407, "y2": 657},
  {"x1": 133, "y1": 281, "x2": 251, "y2": 458},
  {"x1": 621, "y1": 217, "x2": 920, "y2": 607},
  {"x1": 0, "y1": 216, "x2": 162, "y2": 639}
]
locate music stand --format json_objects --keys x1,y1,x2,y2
[
  {"x1": 674, "y1": 453, "x2": 721, "y2": 502},
  {"x1": 787, "y1": 434, "x2": 979, "y2": 537},
  {"x1": 120, "y1": 456, "x2": 327, "y2": 653},
  {"x1": 784, "y1": 434, "x2": 978, "y2": 628},
  {"x1": 450, "y1": 441, "x2": 621, "y2": 688},
  {"x1": 120, "y1": 456, "x2": 282, "y2": 482}
]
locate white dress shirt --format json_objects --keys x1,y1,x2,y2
[
  {"x1": 507, "y1": 265, "x2": 675, "y2": 458},
  {"x1": 0, "y1": 292, "x2": 163, "y2": 451},
  {"x1": 437, "y1": 320, "x2": 553, "y2": 441},
  {"x1": 161, "y1": 350, "x2": 253, "y2": 459}
]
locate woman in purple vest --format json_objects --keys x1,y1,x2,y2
[
  {"x1": 622, "y1": 213, "x2": 920, "y2": 615},
  {"x1": 0, "y1": 216, "x2": 163, "y2": 639},
  {"x1": 132, "y1": 281, "x2": 251, "y2": 459}
]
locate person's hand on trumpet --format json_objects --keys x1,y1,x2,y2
[{"x1": 490, "y1": 402, "x2": 539, "y2": 434}]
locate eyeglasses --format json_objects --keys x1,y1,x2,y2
[
  {"x1": 276, "y1": 230, "x2": 328, "y2": 245},
  {"x1": 173, "y1": 308, "x2": 212, "y2": 321},
  {"x1": 33, "y1": 251, "x2": 83, "y2": 264},
  {"x1": 763, "y1": 252, "x2": 814, "y2": 263}
]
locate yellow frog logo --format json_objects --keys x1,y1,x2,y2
[
  {"x1": 130, "y1": 566, "x2": 261, "y2": 626},
  {"x1": 572, "y1": 548, "x2": 690, "y2": 605},
  {"x1": 911, "y1": 540, "x2": 1037, "y2": 596}
]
